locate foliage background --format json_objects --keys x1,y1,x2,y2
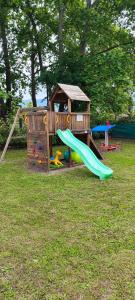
[{"x1": 0, "y1": 0, "x2": 135, "y2": 127}]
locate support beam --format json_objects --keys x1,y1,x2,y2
[
  {"x1": 0, "y1": 108, "x2": 21, "y2": 163},
  {"x1": 87, "y1": 102, "x2": 90, "y2": 112},
  {"x1": 68, "y1": 147, "x2": 72, "y2": 167},
  {"x1": 49, "y1": 136, "x2": 53, "y2": 157},
  {"x1": 68, "y1": 98, "x2": 71, "y2": 113},
  {"x1": 87, "y1": 132, "x2": 91, "y2": 147},
  {"x1": 89, "y1": 134, "x2": 103, "y2": 160}
]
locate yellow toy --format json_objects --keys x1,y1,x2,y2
[{"x1": 50, "y1": 150, "x2": 63, "y2": 167}]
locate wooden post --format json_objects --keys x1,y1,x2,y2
[
  {"x1": 0, "y1": 108, "x2": 21, "y2": 163},
  {"x1": 49, "y1": 135, "x2": 53, "y2": 157},
  {"x1": 88, "y1": 134, "x2": 103, "y2": 160},
  {"x1": 87, "y1": 102, "x2": 90, "y2": 112},
  {"x1": 87, "y1": 132, "x2": 91, "y2": 147},
  {"x1": 68, "y1": 98, "x2": 71, "y2": 113},
  {"x1": 68, "y1": 147, "x2": 72, "y2": 167}
]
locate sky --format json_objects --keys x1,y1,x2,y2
[{"x1": 22, "y1": 85, "x2": 47, "y2": 106}]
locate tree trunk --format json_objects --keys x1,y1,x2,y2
[
  {"x1": 58, "y1": 0, "x2": 65, "y2": 58},
  {"x1": 46, "y1": 85, "x2": 52, "y2": 106},
  {"x1": 31, "y1": 47, "x2": 37, "y2": 107},
  {"x1": 80, "y1": 0, "x2": 99, "y2": 55},
  {"x1": 87, "y1": 0, "x2": 92, "y2": 7},
  {"x1": 0, "y1": 18, "x2": 12, "y2": 112},
  {"x1": 0, "y1": 98, "x2": 6, "y2": 119},
  {"x1": 25, "y1": 0, "x2": 43, "y2": 71},
  {"x1": 80, "y1": 34, "x2": 87, "y2": 55}
]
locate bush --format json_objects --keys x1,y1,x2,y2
[
  {"x1": 116, "y1": 114, "x2": 135, "y2": 124},
  {"x1": 0, "y1": 119, "x2": 9, "y2": 147},
  {"x1": 10, "y1": 136, "x2": 27, "y2": 149},
  {"x1": 91, "y1": 110, "x2": 116, "y2": 128},
  {"x1": 0, "y1": 117, "x2": 27, "y2": 149}
]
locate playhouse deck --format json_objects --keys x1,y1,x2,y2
[{"x1": 27, "y1": 110, "x2": 90, "y2": 135}]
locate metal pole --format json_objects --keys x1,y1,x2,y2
[{"x1": 105, "y1": 131, "x2": 109, "y2": 146}]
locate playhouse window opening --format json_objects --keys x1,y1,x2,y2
[
  {"x1": 58, "y1": 103, "x2": 68, "y2": 112},
  {"x1": 71, "y1": 101, "x2": 87, "y2": 112},
  {"x1": 54, "y1": 103, "x2": 68, "y2": 112}
]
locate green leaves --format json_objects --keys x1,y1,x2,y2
[{"x1": 0, "y1": 0, "x2": 134, "y2": 119}]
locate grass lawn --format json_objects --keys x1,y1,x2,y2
[{"x1": 0, "y1": 140, "x2": 135, "y2": 300}]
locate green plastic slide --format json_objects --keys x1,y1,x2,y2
[{"x1": 57, "y1": 129, "x2": 113, "y2": 180}]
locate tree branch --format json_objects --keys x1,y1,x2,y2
[{"x1": 89, "y1": 41, "x2": 135, "y2": 57}]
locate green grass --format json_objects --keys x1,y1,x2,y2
[{"x1": 0, "y1": 140, "x2": 135, "y2": 300}]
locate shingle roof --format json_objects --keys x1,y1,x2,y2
[{"x1": 57, "y1": 83, "x2": 90, "y2": 102}]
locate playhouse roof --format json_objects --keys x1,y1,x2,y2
[{"x1": 50, "y1": 83, "x2": 90, "y2": 102}]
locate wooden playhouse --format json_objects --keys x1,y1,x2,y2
[{"x1": 25, "y1": 83, "x2": 102, "y2": 172}]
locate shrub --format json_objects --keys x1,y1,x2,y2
[{"x1": 0, "y1": 117, "x2": 27, "y2": 149}]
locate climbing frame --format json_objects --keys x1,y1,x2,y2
[{"x1": 26, "y1": 111, "x2": 50, "y2": 172}]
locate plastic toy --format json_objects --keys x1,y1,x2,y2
[
  {"x1": 64, "y1": 150, "x2": 70, "y2": 161},
  {"x1": 71, "y1": 151, "x2": 82, "y2": 163},
  {"x1": 50, "y1": 150, "x2": 63, "y2": 167},
  {"x1": 64, "y1": 150, "x2": 82, "y2": 163}
]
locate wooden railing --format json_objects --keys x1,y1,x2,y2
[
  {"x1": 70, "y1": 113, "x2": 90, "y2": 131},
  {"x1": 48, "y1": 111, "x2": 90, "y2": 133},
  {"x1": 55, "y1": 112, "x2": 69, "y2": 131}
]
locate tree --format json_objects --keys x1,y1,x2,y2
[
  {"x1": 0, "y1": 0, "x2": 134, "y2": 120},
  {"x1": 40, "y1": 0, "x2": 135, "y2": 119},
  {"x1": 0, "y1": 0, "x2": 26, "y2": 116},
  {"x1": 0, "y1": 1, "x2": 12, "y2": 114}
]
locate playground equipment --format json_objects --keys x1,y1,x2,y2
[
  {"x1": 92, "y1": 124, "x2": 119, "y2": 151},
  {"x1": 24, "y1": 83, "x2": 103, "y2": 172},
  {"x1": 0, "y1": 83, "x2": 113, "y2": 179},
  {"x1": 50, "y1": 150, "x2": 63, "y2": 167},
  {"x1": 57, "y1": 129, "x2": 113, "y2": 180}
]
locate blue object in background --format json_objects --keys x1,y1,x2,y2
[
  {"x1": 50, "y1": 156, "x2": 54, "y2": 161},
  {"x1": 92, "y1": 125, "x2": 116, "y2": 146},
  {"x1": 92, "y1": 125, "x2": 116, "y2": 132}
]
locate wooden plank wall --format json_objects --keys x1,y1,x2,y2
[
  {"x1": 54, "y1": 113, "x2": 90, "y2": 132},
  {"x1": 55, "y1": 113, "x2": 69, "y2": 131},
  {"x1": 48, "y1": 111, "x2": 55, "y2": 133},
  {"x1": 71, "y1": 113, "x2": 90, "y2": 131},
  {"x1": 27, "y1": 112, "x2": 49, "y2": 172}
]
